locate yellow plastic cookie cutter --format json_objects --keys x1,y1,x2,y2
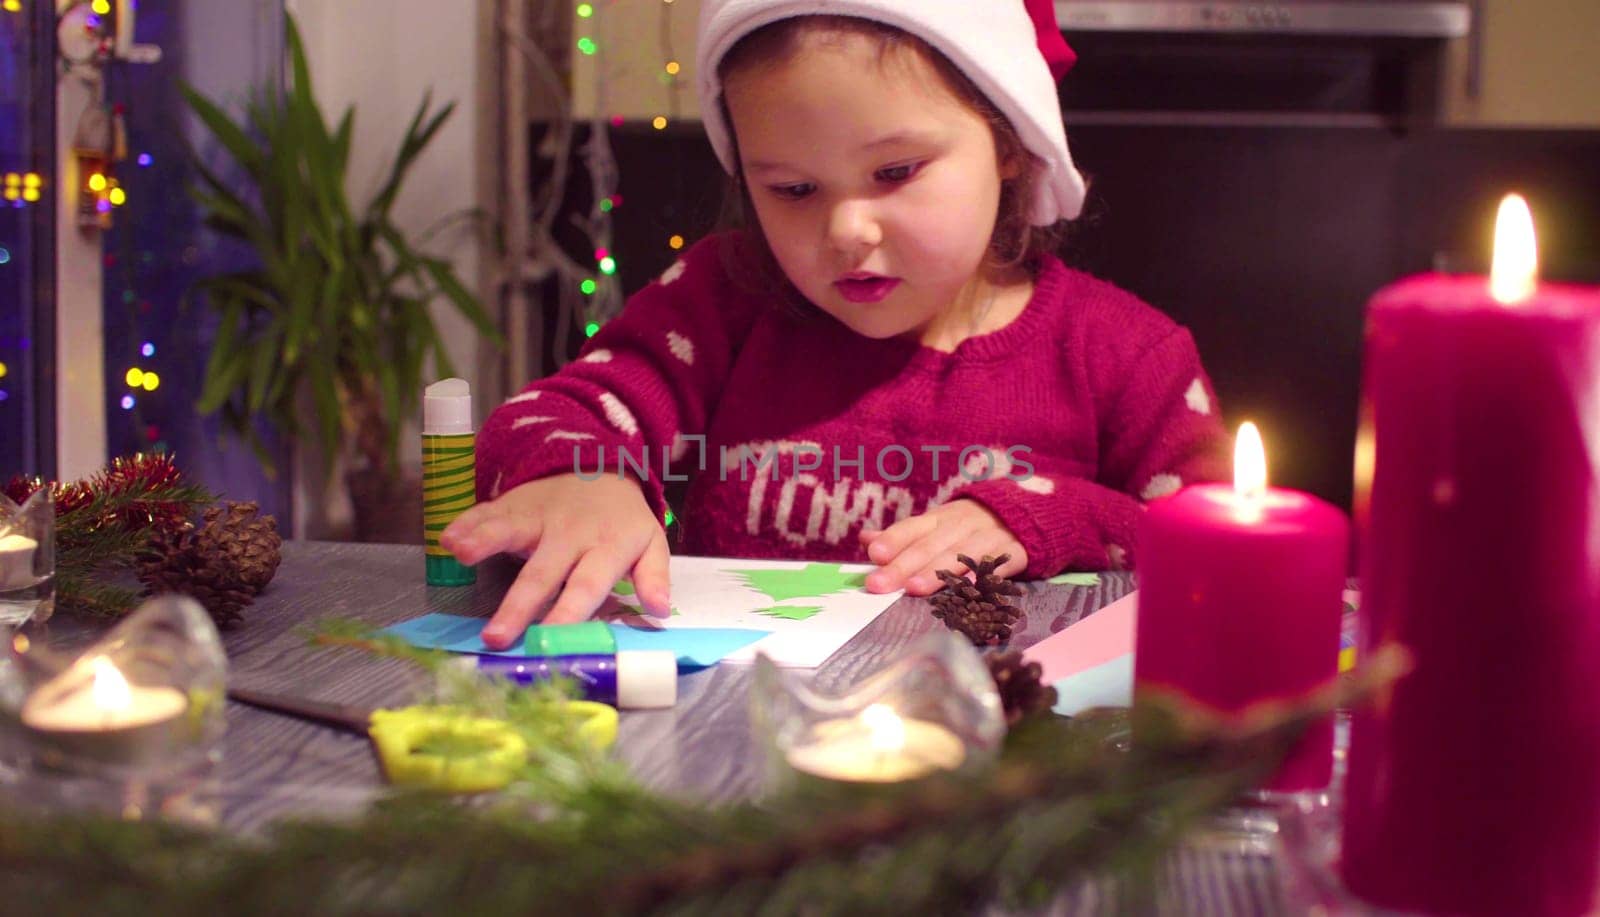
[{"x1": 228, "y1": 689, "x2": 618, "y2": 793}]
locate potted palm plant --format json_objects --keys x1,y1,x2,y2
[{"x1": 182, "y1": 16, "x2": 499, "y2": 540}]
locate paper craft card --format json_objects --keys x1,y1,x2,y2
[
  {"x1": 600, "y1": 556, "x2": 903, "y2": 667},
  {"x1": 381, "y1": 613, "x2": 770, "y2": 671},
  {"x1": 1024, "y1": 591, "x2": 1138, "y2": 716}
]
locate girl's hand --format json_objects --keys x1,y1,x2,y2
[
  {"x1": 858, "y1": 499, "x2": 1028, "y2": 595},
  {"x1": 440, "y1": 473, "x2": 671, "y2": 650}
]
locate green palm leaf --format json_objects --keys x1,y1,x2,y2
[{"x1": 182, "y1": 11, "x2": 496, "y2": 482}]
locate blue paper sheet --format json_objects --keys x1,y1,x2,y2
[
  {"x1": 383, "y1": 613, "x2": 526, "y2": 657},
  {"x1": 609, "y1": 621, "x2": 770, "y2": 670},
  {"x1": 382, "y1": 613, "x2": 769, "y2": 671},
  {"x1": 1050, "y1": 654, "x2": 1134, "y2": 717}
]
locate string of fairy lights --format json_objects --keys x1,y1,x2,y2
[
  {"x1": 2, "y1": 0, "x2": 42, "y2": 406},
  {"x1": 106, "y1": 90, "x2": 166, "y2": 450},
  {"x1": 4, "y1": 2, "x2": 696, "y2": 434},
  {"x1": 1, "y1": 0, "x2": 156, "y2": 434},
  {"x1": 0, "y1": 172, "x2": 44, "y2": 398},
  {"x1": 570, "y1": 0, "x2": 688, "y2": 341}
]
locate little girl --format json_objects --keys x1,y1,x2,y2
[{"x1": 444, "y1": 0, "x2": 1230, "y2": 649}]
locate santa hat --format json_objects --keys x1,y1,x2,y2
[{"x1": 695, "y1": 0, "x2": 1086, "y2": 224}]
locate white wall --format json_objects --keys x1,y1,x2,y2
[
  {"x1": 572, "y1": 0, "x2": 699, "y2": 121},
  {"x1": 1440, "y1": 0, "x2": 1600, "y2": 127},
  {"x1": 287, "y1": 0, "x2": 485, "y2": 387},
  {"x1": 54, "y1": 70, "x2": 106, "y2": 483},
  {"x1": 285, "y1": 0, "x2": 490, "y2": 535}
]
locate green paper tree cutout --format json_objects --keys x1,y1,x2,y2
[
  {"x1": 754, "y1": 605, "x2": 823, "y2": 622},
  {"x1": 613, "y1": 580, "x2": 636, "y2": 596},
  {"x1": 727, "y1": 563, "x2": 867, "y2": 603}
]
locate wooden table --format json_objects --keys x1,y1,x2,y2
[
  {"x1": 215, "y1": 543, "x2": 1129, "y2": 824},
  {"x1": 7, "y1": 541, "x2": 1289, "y2": 913}
]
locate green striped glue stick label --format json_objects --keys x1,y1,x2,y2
[{"x1": 423, "y1": 431, "x2": 477, "y2": 585}]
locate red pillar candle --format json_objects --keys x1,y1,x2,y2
[
  {"x1": 1136, "y1": 423, "x2": 1350, "y2": 791},
  {"x1": 1341, "y1": 195, "x2": 1600, "y2": 916}
]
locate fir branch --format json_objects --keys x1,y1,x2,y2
[
  {"x1": 303, "y1": 618, "x2": 450, "y2": 673},
  {"x1": 53, "y1": 573, "x2": 142, "y2": 618},
  {"x1": 54, "y1": 526, "x2": 148, "y2": 578},
  {"x1": 0, "y1": 648, "x2": 1406, "y2": 916},
  {"x1": 13, "y1": 454, "x2": 216, "y2": 618}
]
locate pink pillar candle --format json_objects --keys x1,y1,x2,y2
[
  {"x1": 1136, "y1": 427, "x2": 1350, "y2": 792},
  {"x1": 1341, "y1": 198, "x2": 1600, "y2": 916}
]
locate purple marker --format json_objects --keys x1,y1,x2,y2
[{"x1": 473, "y1": 651, "x2": 677, "y2": 709}]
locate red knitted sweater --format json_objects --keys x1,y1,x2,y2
[{"x1": 476, "y1": 234, "x2": 1229, "y2": 578}]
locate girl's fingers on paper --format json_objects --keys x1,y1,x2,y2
[
  {"x1": 900, "y1": 530, "x2": 978, "y2": 596},
  {"x1": 862, "y1": 514, "x2": 934, "y2": 568},
  {"x1": 856, "y1": 527, "x2": 881, "y2": 546},
  {"x1": 631, "y1": 528, "x2": 673, "y2": 617},
  {"x1": 543, "y1": 546, "x2": 635, "y2": 625},
  {"x1": 481, "y1": 542, "x2": 579, "y2": 649},
  {"x1": 869, "y1": 520, "x2": 968, "y2": 595},
  {"x1": 942, "y1": 500, "x2": 1028, "y2": 575}
]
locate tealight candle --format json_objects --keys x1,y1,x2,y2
[
  {"x1": 784, "y1": 703, "x2": 966, "y2": 783},
  {"x1": 1135, "y1": 422, "x2": 1350, "y2": 792},
  {"x1": 1341, "y1": 195, "x2": 1600, "y2": 916},
  {"x1": 0, "y1": 532, "x2": 38, "y2": 590},
  {"x1": 21, "y1": 654, "x2": 190, "y2": 767}
]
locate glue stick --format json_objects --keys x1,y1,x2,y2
[
  {"x1": 423, "y1": 378, "x2": 477, "y2": 585},
  {"x1": 472, "y1": 651, "x2": 679, "y2": 709}
]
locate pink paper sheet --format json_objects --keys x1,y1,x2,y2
[{"x1": 1024, "y1": 591, "x2": 1138, "y2": 684}]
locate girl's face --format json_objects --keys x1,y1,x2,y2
[{"x1": 724, "y1": 32, "x2": 1022, "y2": 345}]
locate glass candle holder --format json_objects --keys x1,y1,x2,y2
[
  {"x1": 6, "y1": 595, "x2": 227, "y2": 777},
  {"x1": 0, "y1": 488, "x2": 55, "y2": 628},
  {"x1": 752, "y1": 630, "x2": 1005, "y2": 785}
]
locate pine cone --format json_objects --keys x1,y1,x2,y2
[
  {"x1": 985, "y1": 649, "x2": 1058, "y2": 726},
  {"x1": 136, "y1": 501, "x2": 281, "y2": 627},
  {"x1": 193, "y1": 501, "x2": 281, "y2": 594},
  {"x1": 928, "y1": 553, "x2": 1025, "y2": 647}
]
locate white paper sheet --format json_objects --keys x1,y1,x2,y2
[{"x1": 597, "y1": 555, "x2": 904, "y2": 667}]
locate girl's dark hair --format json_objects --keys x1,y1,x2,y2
[{"x1": 713, "y1": 15, "x2": 1066, "y2": 307}]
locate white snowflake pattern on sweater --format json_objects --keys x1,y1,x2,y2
[
  {"x1": 666, "y1": 330, "x2": 695, "y2": 365},
  {"x1": 658, "y1": 260, "x2": 686, "y2": 285},
  {"x1": 1140, "y1": 474, "x2": 1183, "y2": 501},
  {"x1": 599, "y1": 392, "x2": 639, "y2": 436}
]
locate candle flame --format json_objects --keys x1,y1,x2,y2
[
  {"x1": 862, "y1": 703, "x2": 906, "y2": 753},
  {"x1": 89, "y1": 656, "x2": 132, "y2": 712},
  {"x1": 1234, "y1": 422, "x2": 1268, "y2": 501},
  {"x1": 1490, "y1": 194, "x2": 1538, "y2": 305}
]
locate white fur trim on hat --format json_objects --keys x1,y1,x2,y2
[{"x1": 695, "y1": 0, "x2": 1086, "y2": 224}]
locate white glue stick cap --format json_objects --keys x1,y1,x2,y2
[
  {"x1": 424, "y1": 378, "x2": 473, "y2": 435},
  {"x1": 616, "y1": 650, "x2": 679, "y2": 709}
]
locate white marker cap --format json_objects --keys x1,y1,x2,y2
[
  {"x1": 424, "y1": 378, "x2": 473, "y2": 435},
  {"x1": 616, "y1": 650, "x2": 679, "y2": 709}
]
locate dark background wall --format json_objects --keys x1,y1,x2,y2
[{"x1": 586, "y1": 123, "x2": 1600, "y2": 513}]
